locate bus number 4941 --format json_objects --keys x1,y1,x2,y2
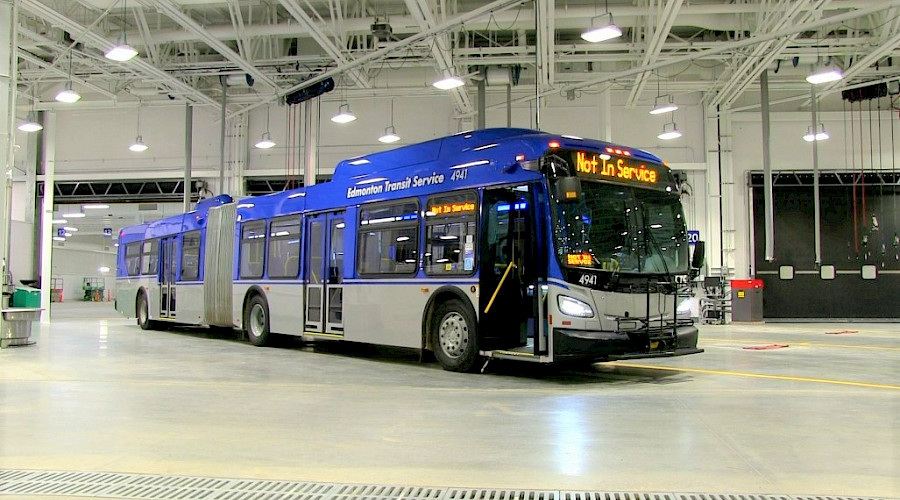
[{"x1": 578, "y1": 274, "x2": 597, "y2": 286}]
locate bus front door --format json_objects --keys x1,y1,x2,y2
[
  {"x1": 305, "y1": 212, "x2": 345, "y2": 336},
  {"x1": 480, "y1": 186, "x2": 541, "y2": 353},
  {"x1": 159, "y1": 236, "x2": 177, "y2": 319}
]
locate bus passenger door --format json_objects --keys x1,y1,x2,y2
[
  {"x1": 159, "y1": 236, "x2": 178, "y2": 319},
  {"x1": 480, "y1": 186, "x2": 539, "y2": 352},
  {"x1": 305, "y1": 212, "x2": 345, "y2": 336}
]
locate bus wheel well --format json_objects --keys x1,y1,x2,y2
[
  {"x1": 242, "y1": 286, "x2": 267, "y2": 318},
  {"x1": 423, "y1": 287, "x2": 475, "y2": 352}
]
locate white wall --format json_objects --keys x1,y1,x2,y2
[{"x1": 49, "y1": 243, "x2": 117, "y2": 302}]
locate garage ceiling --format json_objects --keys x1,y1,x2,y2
[{"x1": 14, "y1": 0, "x2": 900, "y2": 117}]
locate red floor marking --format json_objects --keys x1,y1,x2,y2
[
  {"x1": 742, "y1": 344, "x2": 789, "y2": 350},
  {"x1": 825, "y1": 330, "x2": 858, "y2": 335}
]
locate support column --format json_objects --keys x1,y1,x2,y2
[
  {"x1": 761, "y1": 70, "x2": 775, "y2": 262},
  {"x1": 1, "y1": 0, "x2": 17, "y2": 312},
  {"x1": 39, "y1": 112, "x2": 55, "y2": 324},
  {"x1": 599, "y1": 87, "x2": 612, "y2": 141},
  {"x1": 303, "y1": 98, "x2": 320, "y2": 187},
  {"x1": 477, "y1": 67, "x2": 486, "y2": 130},
  {"x1": 810, "y1": 84, "x2": 822, "y2": 267},
  {"x1": 183, "y1": 104, "x2": 193, "y2": 212},
  {"x1": 219, "y1": 78, "x2": 227, "y2": 195}
]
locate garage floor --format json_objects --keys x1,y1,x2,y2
[{"x1": 1, "y1": 302, "x2": 897, "y2": 500}]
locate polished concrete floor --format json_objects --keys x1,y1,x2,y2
[{"x1": 1, "y1": 302, "x2": 898, "y2": 499}]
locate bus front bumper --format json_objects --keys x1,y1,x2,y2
[{"x1": 552, "y1": 324, "x2": 702, "y2": 362}]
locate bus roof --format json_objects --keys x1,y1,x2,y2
[
  {"x1": 232, "y1": 128, "x2": 669, "y2": 221},
  {"x1": 118, "y1": 194, "x2": 234, "y2": 243}
]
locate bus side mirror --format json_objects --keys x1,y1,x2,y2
[
  {"x1": 554, "y1": 177, "x2": 582, "y2": 203},
  {"x1": 690, "y1": 241, "x2": 705, "y2": 280}
]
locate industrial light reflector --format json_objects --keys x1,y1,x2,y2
[{"x1": 581, "y1": 13, "x2": 622, "y2": 43}]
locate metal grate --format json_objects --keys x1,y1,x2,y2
[{"x1": 0, "y1": 470, "x2": 892, "y2": 500}]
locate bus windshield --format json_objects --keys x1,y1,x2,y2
[{"x1": 552, "y1": 180, "x2": 689, "y2": 275}]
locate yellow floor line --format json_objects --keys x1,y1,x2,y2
[
  {"x1": 701, "y1": 338, "x2": 900, "y2": 351},
  {"x1": 608, "y1": 362, "x2": 900, "y2": 390}
]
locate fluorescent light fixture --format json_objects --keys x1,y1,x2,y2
[
  {"x1": 51, "y1": 218, "x2": 67, "y2": 224},
  {"x1": 105, "y1": 43, "x2": 138, "y2": 62},
  {"x1": 64, "y1": 232, "x2": 73, "y2": 237},
  {"x1": 581, "y1": 13, "x2": 622, "y2": 43},
  {"x1": 55, "y1": 82, "x2": 81, "y2": 103},
  {"x1": 806, "y1": 66, "x2": 844, "y2": 85},
  {"x1": 99, "y1": 266, "x2": 111, "y2": 273},
  {"x1": 649, "y1": 94, "x2": 678, "y2": 115},
  {"x1": 53, "y1": 236, "x2": 66, "y2": 242},
  {"x1": 255, "y1": 132, "x2": 276, "y2": 149},
  {"x1": 129, "y1": 136, "x2": 149, "y2": 152},
  {"x1": 331, "y1": 103, "x2": 357, "y2": 124},
  {"x1": 433, "y1": 76, "x2": 465, "y2": 90},
  {"x1": 803, "y1": 124, "x2": 830, "y2": 142},
  {"x1": 17, "y1": 112, "x2": 43, "y2": 132},
  {"x1": 378, "y1": 125, "x2": 400, "y2": 143},
  {"x1": 63, "y1": 226, "x2": 78, "y2": 232},
  {"x1": 658, "y1": 122, "x2": 682, "y2": 140},
  {"x1": 62, "y1": 212, "x2": 86, "y2": 218},
  {"x1": 83, "y1": 203, "x2": 109, "y2": 209}
]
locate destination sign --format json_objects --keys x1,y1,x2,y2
[
  {"x1": 566, "y1": 253, "x2": 593, "y2": 266},
  {"x1": 573, "y1": 151, "x2": 664, "y2": 186},
  {"x1": 429, "y1": 201, "x2": 476, "y2": 216}
]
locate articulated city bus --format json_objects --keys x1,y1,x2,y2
[{"x1": 116, "y1": 128, "x2": 703, "y2": 371}]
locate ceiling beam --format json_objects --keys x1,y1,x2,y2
[
  {"x1": 17, "y1": 0, "x2": 220, "y2": 108},
  {"x1": 146, "y1": 0, "x2": 278, "y2": 90},
  {"x1": 484, "y1": 1, "x2": 900, "y2": 112},
  {"x1": 711, "y1": 0, "x2": 830, "y2": 107},
  {"x1": 17, "y1": 50, "x2": 118, "y2": 99},
  {"x1": 275, "y1": 0, "x2": 372, "y2": 89},
  {"x1": 229, "y1": 0, "x2": 524, "y2": 120},
  {"x1": 626, "y1": 0, "x2": 684, "y2": 107},
  {"x1": 405, "y1": 0, "x2": 472, "y2": 114}
]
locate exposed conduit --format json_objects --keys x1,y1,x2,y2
[{"x1": 761, "y1": 70, "x2": 774, "y2": 262}]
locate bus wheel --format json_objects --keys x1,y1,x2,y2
[
  {"x1": 245, "y1": 294, "x2": 271, "y2": 347},
  {"x1": 136, "y1": 292, "x2": 153, "y2": 330},
  {"x1": 431, "y1": 299, "x2": 480, "y2": 372}
]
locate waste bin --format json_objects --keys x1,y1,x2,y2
[
  {"x1": 731, "y1": 279, "x2": 763, "y2": 322},
  {"x1": 12, "y1": 287, "x2": 41, "y2": 308}
]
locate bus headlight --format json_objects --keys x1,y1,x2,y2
[{"x1": 557, "y1": 295, "x2": 594, "y2": 318}]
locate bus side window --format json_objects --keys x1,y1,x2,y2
[
  {"x1": 125, "y1": 242, "x2": 142, "y2": 276},
  {"x1": 181, "y1": 230, "x2": 201, "y2": 281},
  {"x1": 424, "y1": 191, "x2": 477, "y2": 275},
  {"x1": 141, "y1": 239, "x2": 159, "y2": 276},
  {"x1": 240, "y1": 220, "x2": 266, "y2": 279},
  {"x1": 268, "y1": 215, "x2": 301, "y2": 279},
  {"x1": 357, "y1": 200, "x2": 419, "y2": 276}
]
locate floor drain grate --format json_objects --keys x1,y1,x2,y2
[{"x1": 0, "y1": 470, "x2": 891, "y2": 500}]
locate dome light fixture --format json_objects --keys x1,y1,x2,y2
[
  {"x1": 331, "y1": 103, "x2": 357, "y2": 124},
  {"x1": 378, "y1": 100, "x2": 400, "y2": 143},
  {"x1": 581, "y1": 10, "x2": 621, "y2": 43},
  {"x1": 17, "y1": 112, "x2": 43, "y2": 132},
  {"x1": 255, "y1": 104, "x2": 276, "y2": 148},
  {"x1": 657, "y1": 121, "x2": 682, "y2": 140},
  {"x1": 803, "y1": 123, "x2": 829, "y2": 142},
  {"x1": 433, "y1": 75, "x2": 465, "y2": 90},
  {"x1": 129, "y1": 100, "x2": 149, "y2": 152}
]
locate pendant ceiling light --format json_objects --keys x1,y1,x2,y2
[
  {"x1": 255, "y1": 104, "x2": 276, "y2": 148},
  {"x1": 581, "y1": 1, "x2": 621, "y2": 43},
  {"x1": 378, "y1": 100, "x2": 400, "y2": 143},
  {"x1": 105, "y1": 0, "x2": 138, "y2": 61},
  {"x1": 331, "y1": 103, "x2": 357, "y2": 124},
  {"x1": 129, "y1": 100, "x2": 149, "y2": 152},
  {"x1": 55, "y1": 52, "x2": 81, "y2": 103}
]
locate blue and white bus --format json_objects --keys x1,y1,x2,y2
[{"x1": 115, "y1": 128, "x2": 703, "y2": 371}]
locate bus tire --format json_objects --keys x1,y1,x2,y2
[
  {"x1": 431, "y1": 299, "x2": 480, "y2": 372},
  {"x1": 136, "y1": 291, "x2": 153, "y2": 330},
  {"x1": 244, "y1": 294, "x2": 271, "y2": 347}
]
